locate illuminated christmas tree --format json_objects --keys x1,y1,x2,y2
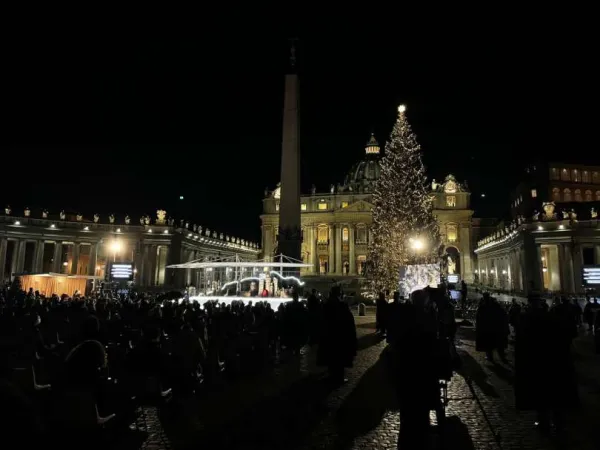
[{"x1": 368, "y1": 105, "x2": 441, "y2": 294}]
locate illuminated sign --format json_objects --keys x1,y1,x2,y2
[
  {"x1": 582, "y1": 266, "x2": 600, "y2": 286},
  {"x1": 447, "y1": 274, "x2": 459, "y2": 283},
  {"x1": 110, "y1": 262, "x2": 134, "y2": 281}
]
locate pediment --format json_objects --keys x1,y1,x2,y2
[{"x1": 339, "y1": 200, "x2": 374, "y2": 212}]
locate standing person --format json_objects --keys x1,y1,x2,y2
[
  {"x1": 376, "y1": 292, "x2": 388, "y2": 337},
  {"x1": 393, "y1": 289, "x2": 439, "y2": 449},
  {"x1": 459, "y1": 280, "x2": 468, "y2": 313},
  {"x1": 317, "y1": 286, "x2": 357, "y2": 384},
  {"x1": 515, "y1": 295, "x2": 579, "y2": 432},
  {"x1": 306, "y1": 289, "x2": 322, "y2": 346},
  {"x1": 508, "y1": 298, "x2": 522, "y2": 337},
  {"x1": 475, "y1": 293, "x2": 509, "y2": 363}
]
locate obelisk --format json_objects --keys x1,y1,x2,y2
[{"x1": 277, "y1": 40, "x2": 302, "y2": 263}]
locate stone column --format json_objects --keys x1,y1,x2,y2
[
  {"x1": 571, "y1": 244, "x2": 583, "y2": 294},
  {"x1": 349, "y1": 225, "x2": 356, "y2": 275},
  {"x1": 0, "y1": 239, "x2": 7, "y2": 283},
  {"x1": 149, "y1": 245, "x2": 157, "y2": 286},
  {"x1": 70, "y1": 243, "x2": 80, "y2": 275},
  {"x1": 335, "y1": 225, "x2": 343, "y2": 275},
  {"x1": 88, "y1": 243, "x2": 98, "y2": 276},
  {"x1": 310, "y1": 225, "x2": 317, "y2": 274},
  {"x1": 328, "y1": 225, "x2": 335, "y2": 274},
  {"x1": 34, "y1": 241, "x2": 45, "y2": 273},
  {"x1": 15, "y1": 240, "x2": 26, "y2": 274},
  {"x1": 52, "y1": 242, "x2": 63, "y2": 273},
  {"x1": 140, "y1": 244, "x2": 149, "y2": 286}
]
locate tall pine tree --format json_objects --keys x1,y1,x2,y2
[{"x1": 368, "y1": 105, "x2": 440, "y2": 294}]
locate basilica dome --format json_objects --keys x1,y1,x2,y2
[{"x1": 343, "y1": 134, "x2": 382, "y2": 193}]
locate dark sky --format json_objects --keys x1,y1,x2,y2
[{"x1": 3, "y1": 18, "x2": 595, "y2": 242}]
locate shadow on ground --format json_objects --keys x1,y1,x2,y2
[
  {"x1": 356, "y1": 332, "x2": 386, "y2": 351},
  {"x1": 435, "y1": 416, "x2": 477, "y2": 450},
  {"x1": 457, "y1": 350, "x2": 499, "y2": 398},
  {"x1": 332, "y1": 354, "x2": 398, "y2": 449}
]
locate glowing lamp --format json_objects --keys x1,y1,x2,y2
[
  {"x1": 14, "y1": 221, "x2": 20, "y2": 226},
  {"x1": 398, "y1": 104, "x2": 406, "y2": 113},
  {"x1": 558, "y1": 224, "x2": 565, "y2": 230},
  {"x1": 111, "y1": 241, "x2": 121, "y2": 253}
]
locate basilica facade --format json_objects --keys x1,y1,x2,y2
[{"x1": 261, "y1": 136, "x2": 476, "y2": 288}]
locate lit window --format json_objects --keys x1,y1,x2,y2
[
  {"x1": 596, "y1": 191, "x2": 600, "y2": 201},
  {"x1": 531, "y1": 189, "x2": 537, "y2": 198},
  {"x1": 446, "y1": 195, "x2": 456, "y2": 207},
  {"x1": 275, "y1": 202, "x2": 280, "y2": 211},
  {"x1": 574, "y1": 189, "x2": 582, "y2": 202},
  {"x1": 563, "y1": 188, "x2": 572, "y2": 202},
  {"x1": 341, "y1": 201, "x2": 349, "y2": 208},
  {"x1": 318, "y1": 203, "x2": 328, "y2": 210},
  {"x1": 583, "y1": 171, "x2": 590, "y2": 183},
  {"x1": 446, "y1": 223, "x2": 458, "y2": 242},
  {"x1": 317, "y1": 226, "x2": 328, "y2": 243},
  {"x1": 585, "y1": 190, "x2": 592, "y2": 201},
  {"x1": 550, "y1": 168, "x2": 559, "y2": 180},
  {"x1": 593, "y1": 172, "x2": 600, "y2": 184},
  {"x1": 552, "y1": 188, "x2": 561, "y2": 202},
  {"x1": 561, "y1": 169, "x2": 570, "y2": 181},
  {"x1": 319, "y1": 256, "x2": 328, "y2": 274},
  {"x1": 301, "y1": 203, "x2": 307, "y2": 211},
  {"x1": 572, "y1": 169, "x2": 580, "y2": 183},
  {"x1": 342, "y1": 227, "x2": 349, "y2": 242},
  {"x1": 357, "y1": 255, "x2": 367, "y2": 275}
]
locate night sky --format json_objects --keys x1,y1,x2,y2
[{"x1": 3, "y1": 19, "x2": 595, "y2": 243}]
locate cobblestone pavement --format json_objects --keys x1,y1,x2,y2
[{"x1": 133, "y1": 316, "x2": 600, "y2": 450}]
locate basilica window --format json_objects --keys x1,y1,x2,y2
[
  {"x1": 318, "y1": 203, "x2": 328, "y2": 210},
  {"x1": 550, "y1": 168, "x2": 559, "y2": 180},
  {"x1": 574, "y1": 189, "x2": 582, "y2": 202},
  {"x1": 317, "y1": 225, "x2": 328, "y2": 243},
  {"x1": 446, "y1": 195, "x2": 456, "y2": 207},
  {"x1": 446, "y1": 223, "x2": 458, "y2": 243},
  {"x1": 563, "y1": 188, "x2": 572, "y2": 202},
  {"x1": 343, "y1": 261, "x2": 350, "y2": 275},
  {"x1": 531, "y1": 189, "x2": 537, "y2": 198},
  {"x1": 583, "y1": 171, "x2": 590, "y2": 183},
  {"x1": 572, "y1": 169, "x2": 580, "y2": 183},
  {"x1": 301, "y1": 203, "x2": 307, "y2": 211},
  {"x1": 341, "y1": 201, "x2": 349, "y2": 208},
  {"x1": 585, "y1": 190, "x2": 592, "y2": 202},
  {"x1": 552, "y1": 188, "x2": 561, "y2": 202},
  {"x1": 594, "y1": 172, "x2": 600, "y2": 184},
  {"x1": 342, "y1": 227, "x2": 349, "y2": 242},
  {"x1": 275, "y1": 202, "x2": 280, "y2": 211},
  {"x1": 596, "y1": 191, "x2": 600, "y2": 201},
  {"x1": 319, "y1": 256, "x2": 328, "y2": 274},
  {"x1": 356, "y1": 225, "x2": 367, "y2": 243},
  {"x1": 561, "y1": 169, "x2": 570, "y2": 181}
]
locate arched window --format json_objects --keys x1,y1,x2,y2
[
  {"x1": 583, "y1": 171, "x2": 591, "y2": 183},
  {"x1": 563, "y1": 188, "x2": 572, "y2": 202},
  {"x1": 550, "y1": 168, "x2": 559, "y2": 180},
  {"x1": 342, "y1": 227, "x2": 349, "y2": 242},
  {"x1": 596, "y1": 191, "x2": 600, "y2": 201},
  {"x1": 593, "y1": 172, "x2": 600, "y2": 184},
  {"x1": 572, "y1": 169, "x2": 580, "y2": 183},
  {"x1": 552, "y1": 187, "x2": 561, "y2": 202},
  {"x1": 343, "y1": 261, "x2": 349, "y2": 275},
  {"x1": 317, "y1": 225, "x2": 328, "y2": 243},
  {"x1": 574, "y1": 189, "x2": 582, "y2": 202},
  {"x1": 446, "y1": 223, "x2": 458, "y2": 243},
  {"x1": 356, "y1": 224, "x2": 367, "y2": 243},
  {"x1": 585, "y1": 190, "x2": 593, "y2": 201},
  {"x1": 561, "y1": 169, "x2": 570, "y2": 181}
]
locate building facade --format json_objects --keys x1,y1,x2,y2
[
  {"x1": 0, "y1": 208, "x2": 260, "y2": 293},
  {"x1": 475, "y1": 163, "x2": 600, "y2": 295},
  {"x1": 260, "y1": 137, "x2": 476, "y2": 287}
]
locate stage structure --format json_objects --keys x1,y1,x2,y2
[{"x1": 167, "y1": 254, "x2": 312, "y2": 307}]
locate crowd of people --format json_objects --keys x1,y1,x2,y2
[{"x1": 0, "y1": 279, "x2": 357, "y2": 449}]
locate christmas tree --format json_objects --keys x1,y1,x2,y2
[{"x1": 368, "y1": 105, "x2": 440, "y2": 294}]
